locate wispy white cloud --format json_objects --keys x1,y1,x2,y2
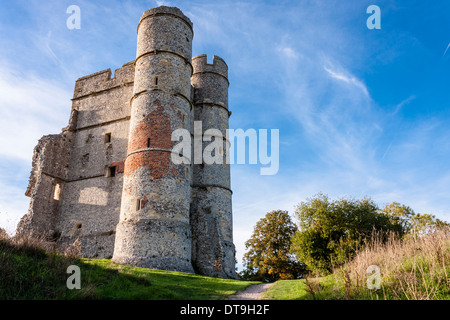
[
  {"x1": 392, "y1": 94, "x2": 416, "y2": 115},
  {"x1": 277, "y1": 46, "x2": 298, "y2": 59},
  {"x1": 323, "y1": 65, "x2": 370, "y2": 97},
  {"x1": 278, "y1": 56, "x2": 379, "y2": 177},
  {"x1": 443, "y1": 43, "x2": 450, "y2": 57},
  {"x1": 0, "y1": 62, "x2": 72, "y2": 162},
  {"x1": 0, "y1": 61, "x2": 72, "y2": 234}
]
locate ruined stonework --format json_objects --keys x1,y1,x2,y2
[{"x1": 16, "y1": 6, "x2": 237, "y2": 279}]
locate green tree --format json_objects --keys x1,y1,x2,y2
[
  {"x1": 241, "y1": 210, "x2": 304, "y2": 281},
  {"x1": 380, "y1": 201, "x2": 415, "y2": 235},
  {"x1": 380, "y1": 202, "x2": 449, "y2": 237},
  {"x1": 291, "y1": 194, "x2": 404, "y2": 274},
  {"x1": 409, "y1": 213, "x2": 449, "y2": 236}
]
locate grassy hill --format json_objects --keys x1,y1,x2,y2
[
  {"x1": 3, "y1": 228, "x2": 448, "y2": 300},
  {"x1": 0, "y1": 237, "x2": 258, "y2": 300},
  {"x1": 263, "y1": 228, "x2": 450, "y2": 300}
]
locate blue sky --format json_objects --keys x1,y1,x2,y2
[{"x1": 0, "y1": 0, "x2": 449, "y2": 269}]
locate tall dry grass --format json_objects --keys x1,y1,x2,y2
[{"x1": 333, "y1": 227, "x2": 450, "y2": 300}]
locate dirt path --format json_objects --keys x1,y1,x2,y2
[{"x1": 228, "y1": 283, "x2": 273, "y2": 300}]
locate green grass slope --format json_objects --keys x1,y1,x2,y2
[{"x1": 0, "y1": 238, "x2": 258, "y2": 300}]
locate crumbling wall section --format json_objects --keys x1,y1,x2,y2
[{"x1": 16, "y1": 118, "x2": 76, "y2": 241}]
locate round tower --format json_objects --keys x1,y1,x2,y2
[
  {"x1": 112, "y1": 6, "x2": 194, "y2": 273},
  {"x1": 190, "y1": 54, "x2": 237, "y2": 279}
]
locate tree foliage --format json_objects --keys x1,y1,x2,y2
[
  {"x1": 241, "y1": 210, "x2": 304, "y2": 281},
  {"x1": 241, "y1": 194, "x2": 449, "y2": 279},
  {"x1": 290, "y1": 194, "x2": 404, "y2": 274},
  {"x1": 381, "y1": 201, "x2": 449, "y2": 237}
]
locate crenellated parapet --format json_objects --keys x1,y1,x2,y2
[
  {"x1": 192, "y1": 55, "x2": 229, "y2": 112},
  {"x1": 192, "y1": 54, "x2": 227, "y2": 79},
  {"x1": 72, "y1": 61, "x2": 135, "y2": 100}
]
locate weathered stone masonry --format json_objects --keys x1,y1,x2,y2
[{"x1": 16, "y1": 6, "x2": 237, "y2": 279}]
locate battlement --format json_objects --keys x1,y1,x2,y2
[
  {"x1": 138, "y1": 6, "x2": 193, "y2": 33},
  {"x1": 73, "y1": 61, "x2": 135, "y2": 99},
  {"x1": 192, "y1": 55, "x2": 228, "y2": 79}
]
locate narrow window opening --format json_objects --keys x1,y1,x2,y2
[
  {"x1": 147, "y1": 138, "x2": 151, "y2": 148},
  {"x1": 135, "y1": 198, "x2": 142, "y2": 211},
  {"x1": 155, "y1": 77, "x2": 158, "y2": 85},
  {"x1": 109, "y1": 166, "x2": 116, "y2": 177},
  {"x1": 104, "y1": 133, "x2": 112, "y2": 143}
]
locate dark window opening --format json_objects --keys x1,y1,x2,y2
[
  {"x1": 105, "y1": 133, "x2": 112, "y2": 143},
  {"x1": 147, "y1": 138, "x2": 151, "y2": 148},
  {"x1": 109, "y1": 166, "x2": 116, "y2": 177},
  {"x1": 155, "y1": 77, "x2": 158, "y2": 85},
  {"x1": 135, "y1": 198, "x2": 142, "y2": 211}
]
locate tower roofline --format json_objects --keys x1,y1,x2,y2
[{"x1": 138, "y1": 6, "x2": 193, "y2": 34}]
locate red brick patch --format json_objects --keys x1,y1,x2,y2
[{"x1": 125, "y1": 99, "x2": 173, "y2": 180}]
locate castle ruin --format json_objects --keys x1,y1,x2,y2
[{"x1": 16, "y1": 6, "x2": 237, "y2": 279}]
